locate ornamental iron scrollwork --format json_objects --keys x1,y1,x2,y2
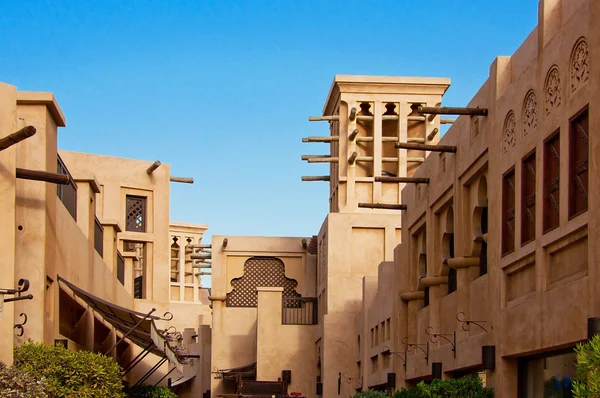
[
  {"x1": 425, "y1": 326, "x2": 456, "y2": 358},
  {"x1": 381, "y1": 345, "x2": 407, "y2": 368},
  {"x1": 14, "y1": 313, "x2": 27, "y2": 337},
  {"x1": 401, "y1": 337, "x2": 429, "y2": 364},
  {"x1": 456, "y1": 312, "x2": 488, "y2": 333}
]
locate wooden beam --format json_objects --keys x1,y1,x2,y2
[
  {"x1": 146, "y1": 160, "x2": 161, "y2": 174},
  {"x1": 191, "y1": 253, "x2": 211, "y2": 260},
  {"x1": 307, "y1": 157, "x2": 338, "y2": 163},
  {"x1": 16, "y1": 168, "x2": 70, "y2": 185},
  {"x1": 348, "y1": 129, "x2": 359, "y2": 141},
  {"x1": 0, "y1": 126, "x2": 36, "y2": 151},
  {"x1": 349, "y1": 107, "x2": 357, "y2": 121},
  {"x1": 170, "y1": 176, "x2": 194, "y2": 184},
  {"x1": 348, "y1": 151, "x2": 358, "y2": 165},
  {"x1": 356, "y1": 137, "x2": 425, "y2": 143},
  {"x1": 302, "y1": 136, "x2": 339, "y2": 142},
  {"x1": 427, "y1": 128, "x2": 439, "y2": 141},
  {"x1": 189, "y1": 244, "x2": 211, "y2": 249},
  {"x1": 440, "y1": 118, "x2": 455, "y2": 124},
  {"x1": 375, "y1": 176, "x2": 430, "y2": 184},
  {"x1": 302, "y1": 155, "x2": 329, "y2": 161},
  {"x1": 407, "y1": 157, "x2": 425, "y2": 162},
  {"x1": 302, "y1": 176, "x2": 330, "y2": 182},
  {"x1": 358, "y1": 203, "x2": 407, "y2": 210},
  {"x1": 308, "y1": 115, "x2": 339, "y2": 122},
  {"x1": 395, "y1": 142, "x2": 457, "y2": 153},
  {"x1": 418, "y1": 106, "x2": 488, "y2": 116}
]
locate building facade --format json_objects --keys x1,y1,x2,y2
[{"x1": 0, "y1": 83, "x2": 212, "y2": 397}]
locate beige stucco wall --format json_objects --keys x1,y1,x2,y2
[
  {"x1": 390, "y1": 0, "x2": 599, "y2": 395},
  {"x1": 0, "y1": 83, "x2": 17, "y2": 364},
  {"x1": 210, "y1": 235, "x2": 316, "y2": 397}
]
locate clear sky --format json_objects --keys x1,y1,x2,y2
[{"x1": 1, "y1": 0, "x2": 538, "y2": 240}]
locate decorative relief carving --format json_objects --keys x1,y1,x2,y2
[
  {"x1": 570, "y1": 37, "x2": 589, "y2": 94},
  {"x1": 544, "y1": 66, "x2": 561, "y2": 115},
  {"x1": 522, "y1": 90, "x2": 537, "y2": 136},
  {"x1": 502, "y1": 111, "x2": 516, "y2": 154}
]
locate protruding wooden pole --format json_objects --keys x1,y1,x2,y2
[
  {"x1": 302, "y1": 155, "x2": 329, "y2": 161},
  {"x1": 308, "y1": 115, "x2": 339, "y2": 122},
  {"x1": 348, "y1": 129, "x2": 359, "y2": 141},
  {"x1": 302, "y1": 136, "x2": 339, "y2": 143},
  {"x1": 146, "y1": 160, "x2": 161, "y2": 174},
  {"x1": 395, "y1": 142, "x2": 457, "y2": 153},
  {"x1": 191, "y1": 253, "x2": 211, "y2": 260},
  {"x1": 16, "y1": 168, "x2": 70, "y2": 185},
  {"x1": 375, "y1": 176, "x2": 430, "y2": 184},
  {"x1": 307, "y1": 157, "x2": 339, "y2": 163},
  {"x1": 358, "y1": 203, "x2": 407, "y2": 210},
  {"x1": 427, "y1": 128, "x2": 439, "y2": 141},
  {"x1": 440, "y1": 118, "x2": 454, "y2": 124},
  {"x1": 349, "y1": 107, "x2": 357, "y2": 121},
  {"x1": 193, "y1": 262, "x2": 212, "y2": 269},
  {"x1": 348, "y1": 151, "x2": 358, "y2": 165},
  {"x1": 222, "y1": 238, "x2": 228, "y2": 248},
  {"x1": 189, "y1": 244, "x2": 212, "y2": 249},
  {"x1": 302, "y1": 176, "x2": 330, "y2": 182},
  {"x1": 0, "y1": 126, "x2": 36, "y2": 151},
  {"x1": 170, "y1": 176, "x2": 194, "y2": 184},
  {"x1": 407, "y1": 157, "x2": 425, "y2": 163},
  {"x1": 418, "y1": 106, "x2": 488, "y2": 116}
]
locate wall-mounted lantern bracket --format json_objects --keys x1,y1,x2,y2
[
  {"x1": 456, "y1": 312, "x2": 488, "y2": 333},
  {"x1": 402, "y1": 337, "x2": 429, "y2": 364},
  {"x1": 426, "y1": 326, "x2": 456, "y2": 358},
  {"x1": 382, "y1": 345, "x2": 407, "y2": 368}
]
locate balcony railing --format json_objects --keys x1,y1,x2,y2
[
  {"x1": 94, "y1": 216, "x2": 103, "y2": 258},
  {"x1": 282, "y1": 297, "x2": 318, "y2": 325},
  {"x1": 57, "y1": 154, "x2": 77, "y2": 221}
]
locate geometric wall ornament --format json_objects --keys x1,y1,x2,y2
[
  {"x1": 544, "y1": 65, "x2": 562, "y2": 116},
  {"x1": 227, "y1": 257, "x2": 300, "y2": 307},
  {"x1": 502, "y1": 111, "x2": 516, "y2": 154},
  {"x1": 570, "y1": 37, "x2": 589, "y2": 94},
  {"x1": 522, "y1": 90, "x2": 537, "y2": 136}
]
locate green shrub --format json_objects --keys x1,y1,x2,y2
[
  {"x1": 125, "y1": 384, "x2": 178, "y2": 398},
  {"x1": 352, "y1": 390, "x2": 389, "y2": 398},
  {"x1": 393, "y1": 376, "x2": 493, "y2": 398},
  {"x1": 13, "y1": 341, "x2": 125, "y2": 398},
  {"x1": 0, "y1": 361, "x2": 48, "y2": 397},
  {"x1": 572, "y1": 334, "x2": 600, "y2": 397}
]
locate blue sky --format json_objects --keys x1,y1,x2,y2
[{"x1": 1, "y1": 0, "x2": 538, "y2": 240}]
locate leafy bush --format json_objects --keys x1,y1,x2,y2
[
  {"x1": 394, "y1": 376, "x2": 493, "y2": 398},
  {"x1": 0, "y1": 361, "x2": 48, "y2": 397},
  {"x1": 572, "y1": 334, "x2": 600, "y2": 397},
  {"x1": 13, "y1": 342, "x2": 125, "y2": 398},
  {"x1": 352, "y1": 390, "x2": 389, "y2": 398},
  {"x1": 125, "y1": 384, "x2": 178, "y2": 398}
]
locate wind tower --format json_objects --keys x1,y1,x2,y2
[{"x1": 301, "y1": 75, "x2": 487, "y2": 396}]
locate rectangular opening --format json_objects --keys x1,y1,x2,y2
[
  {"x1": 543, "y1": 131, "x2": 560, "y2": 232},
  {"x1": 124, "y1": 240, "x2": 147, "y2": 299},
  {"x1": 57, "y1": 154, "x2": 77, "y2": 221},
  {"x1": 117, "y1": 251, "x2": 125, "y2": 286},
  {"x1": 568, "y1": 107, "x2": 588, "y2": 218},
  {"x1": 125, "y1": 195, "x2": 147, "y2": 232},
  {"x1": 521, "y1": 151, "x2": 536, "y2": 245},
  {"x1": 502, "y1": 168, "x2": 516, "y2": 256},
  {"x1": 94, "y1": 216, "x2": 103, "y2": 257}
]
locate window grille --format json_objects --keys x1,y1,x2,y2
[
  {"x1": 569, "y1": 108, "x2": 588, "y2": 218},
  {"x1": 126, "y1": 195, "x2": 146, "y2": 232},
  {"x1": 544, "y1": 132, "x2": 560, "y2": 232},
  {"x1": 502, "y1": 169, "x2": 516, "y2": 255}
]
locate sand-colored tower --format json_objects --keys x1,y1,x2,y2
[{"x1": 303, "y1": 75, "x2": 451, "y2": 396}]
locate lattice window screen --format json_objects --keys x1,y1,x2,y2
[
  {"x1": 126, "y1": 195, "x2": 146, "y2": 232},
  {"x1": 227, "y1": 257, "x2": 300, "y2": 307}
]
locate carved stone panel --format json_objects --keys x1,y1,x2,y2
[
  {"x1": 570, "y1": 37, "x2": 589, "y2": 94},
  {"x1": 544, "y1": 66, "x2": 561, "y2": 115},
  {"x1": 522, "y1": 90, "x2": 537, "y2": 136},
  {"x1": 502, "y1": 111, "x2": 516, "y2": 154}
]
